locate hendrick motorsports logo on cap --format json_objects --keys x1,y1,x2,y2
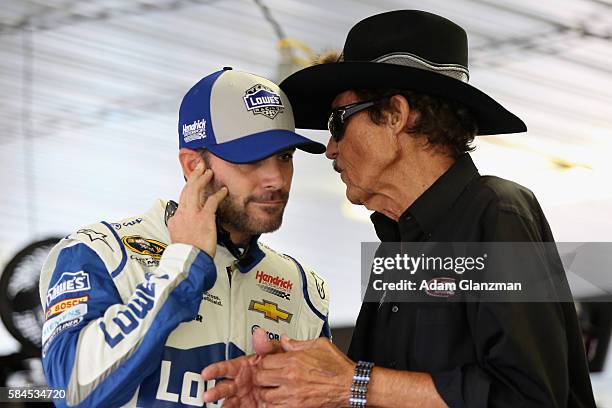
[
  {"x1": 243, "y1": 84, "x2": 284, "y2": 119},
  {"x1": 182, "y1": 118, "x2": 206, "y2": 143}
]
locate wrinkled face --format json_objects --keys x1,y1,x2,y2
[
  {"x1": 203, "y1": 150, "x2": 294, "y2": 236},
  {"x1": 325, "y1": 90, "x2": 397, "y2": 205}
]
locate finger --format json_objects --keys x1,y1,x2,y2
[
  {"x1": 201, "y1": 356, "x2": 248, "y2": 380},
  {"x1": 253, "y1": 328, "x2": 282, "y2": 356},
  {"x1": 254, "y1": 368, "x2": 285, "y2": 387},
  {"x1": 202, "y1": 380, "x2": 236, "y2": 403},
  {"x1": 279, "y1": 335, "x2": 318, "y2": 352},
  {"x1": 178, "y1": 161, "x2": 202, "y2": 207},
  {"x1": 202, "y1": 185, "x2": 228, "y2": 214},
  {"x1": 252, "y1": 327, "x2": 268, "y2": 352},
  {"x1": 180, "y1": 161, "x2": 209, "y2": 209},
  {"x1": 185, "y1": 168, "x2": 214, "y2": 210},
  {"x1": 183, "y1": 160, "x2": 204, "y2": 189}
]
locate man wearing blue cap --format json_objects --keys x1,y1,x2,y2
[{"x1": 38, "y1": 68, "x2": 330, "y2": 407}]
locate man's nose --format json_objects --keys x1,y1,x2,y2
[
  {"x1": 259, "y1": 158, "x2": 285, "y2": 190},
  {"x1": 325, "y1": 137, "x2": 338, "y2": 160}
]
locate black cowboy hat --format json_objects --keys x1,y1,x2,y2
[{"x1": 279, "y1": 10, "x2": 526, "y2": 136}]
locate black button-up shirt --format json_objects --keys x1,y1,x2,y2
[{"x1": 347, "y1": 154, "x2": 595, "y2": 407}]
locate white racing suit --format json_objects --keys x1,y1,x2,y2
[{"x1": 39, "y1": 199, "x2": 330, "y2": 407}]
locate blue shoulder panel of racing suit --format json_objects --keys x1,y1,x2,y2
[{"x1": 43, "y1": 243, "x2": 215, "y2": 407}]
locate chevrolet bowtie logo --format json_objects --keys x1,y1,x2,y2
[{"x1": 249, "y1": 300, "x2": 293, "y2": 323}]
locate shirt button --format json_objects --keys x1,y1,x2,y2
[{"x1": 391, "y1": 305, "x2": 399, "y2": 313}]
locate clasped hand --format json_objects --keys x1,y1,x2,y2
[{"x1": 201, "y1": 329, "x2": 355, "y2": 408}]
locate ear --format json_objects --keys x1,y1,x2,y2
[
  {"x1": 178, "y1": 148, "x2": 203, "y2": 179},
  {"x1": 387, "y1": 95, "x2": 412, "y2": 135}
]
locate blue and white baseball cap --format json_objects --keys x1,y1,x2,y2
[{"x1": 178, "y1": 67, "x2": 326, "y2": 163}]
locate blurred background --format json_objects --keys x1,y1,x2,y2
[{"x1": 1, "y1": 0, "x2": 611, "y2": 405}]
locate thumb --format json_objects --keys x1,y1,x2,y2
[
  {"x1": 253, "y1": 327, "x2": 282, "y2": 356},
  {"x1": 280, "y1": 335, "x2": 317, "y2": 352}
]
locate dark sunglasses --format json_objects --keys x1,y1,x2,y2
[{"x1": 327, "y1": 98, "x2": 385, "y2": 142}]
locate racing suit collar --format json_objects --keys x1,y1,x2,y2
[{"x1": 216, "y1": 224, "x2": 265, "y2": 273}]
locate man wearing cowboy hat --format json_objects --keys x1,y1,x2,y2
[{"x1": 202, "y1": 11, "x2": 595, "y2": 407}]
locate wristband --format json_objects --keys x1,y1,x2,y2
[{"x1": 349, "y1": 361, "x2": 374, "y2": 407}]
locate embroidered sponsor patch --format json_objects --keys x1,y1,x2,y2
[
  {"x1": 251, "y1": 324, "x2": 281, "y2": 341},
  {"x1": 203, "y1": 291, "x2": 223, "y2": 306},
  {"x1": 77, "y1": 228, "x2": 113, "y2": 250},
  {"x1": 42, "y1": 303, "x2": 88, "y2": 345},
  {"x1": 111, "y1": 218, "x2": 143, "y2": 230},
  {"x1": 130, "y1": 255, "x2": 159, "y2": 267},
  {"x1": 248, "y1": 299, "x2": 292, "y2": 323},
  {"x1": 424, "y1": 277, "x2": 456, "y2": 298},
  {"x1": 46, "y1": 271, "x2": 91, "y2": 306},
  {"x1": 42, "y1": 316, "x2": 84, "y2": 358},
  {"x1": 46, "y1": 295, "x2": 88, "y2": 319},
  {"x1": 255, "y1": 270, "x2": 293, "y2": 291},
  {"x1": 99, "y1": 272, "x2": 168, "y2": 348},
  {"x1": 122, "y1": 236, "x2": 167, "y2": 260},
  {"x1": 182, "y1": 118, "x2": 206, "y2": 142},
  {"x1": 258, "y1": 284, "x2": 290, "y2": 300},
  {"x1": 310, "y1": 271, "x2": 326, "y2": 300},
  {"x1": 243, "y1": 84, "x2": 284, "y2": 119}
]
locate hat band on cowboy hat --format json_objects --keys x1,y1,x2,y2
[
  {"x1": 374, "y1": 53, "x2": 470, "y2": 83},
  {"x1": 279, "y1": 10, "x2": 526, "y2": 136}
]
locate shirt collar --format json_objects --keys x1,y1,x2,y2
[
  {"x1": 371, "y1": 153, "x2": 479, "y2": 239},
  {"x1": 370, "y1": 211, "x2": 401, "y2": 241},
  {"x1": 407, "y1": 153, "x2": 479, "y2": 235}
]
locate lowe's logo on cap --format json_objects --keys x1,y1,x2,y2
[
  {"x1": 243, "y1": 84, "x2": 284, "y2": 119},
  {"x1": 182, "y1": 118, "x2": 206, "y2": 143}
]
